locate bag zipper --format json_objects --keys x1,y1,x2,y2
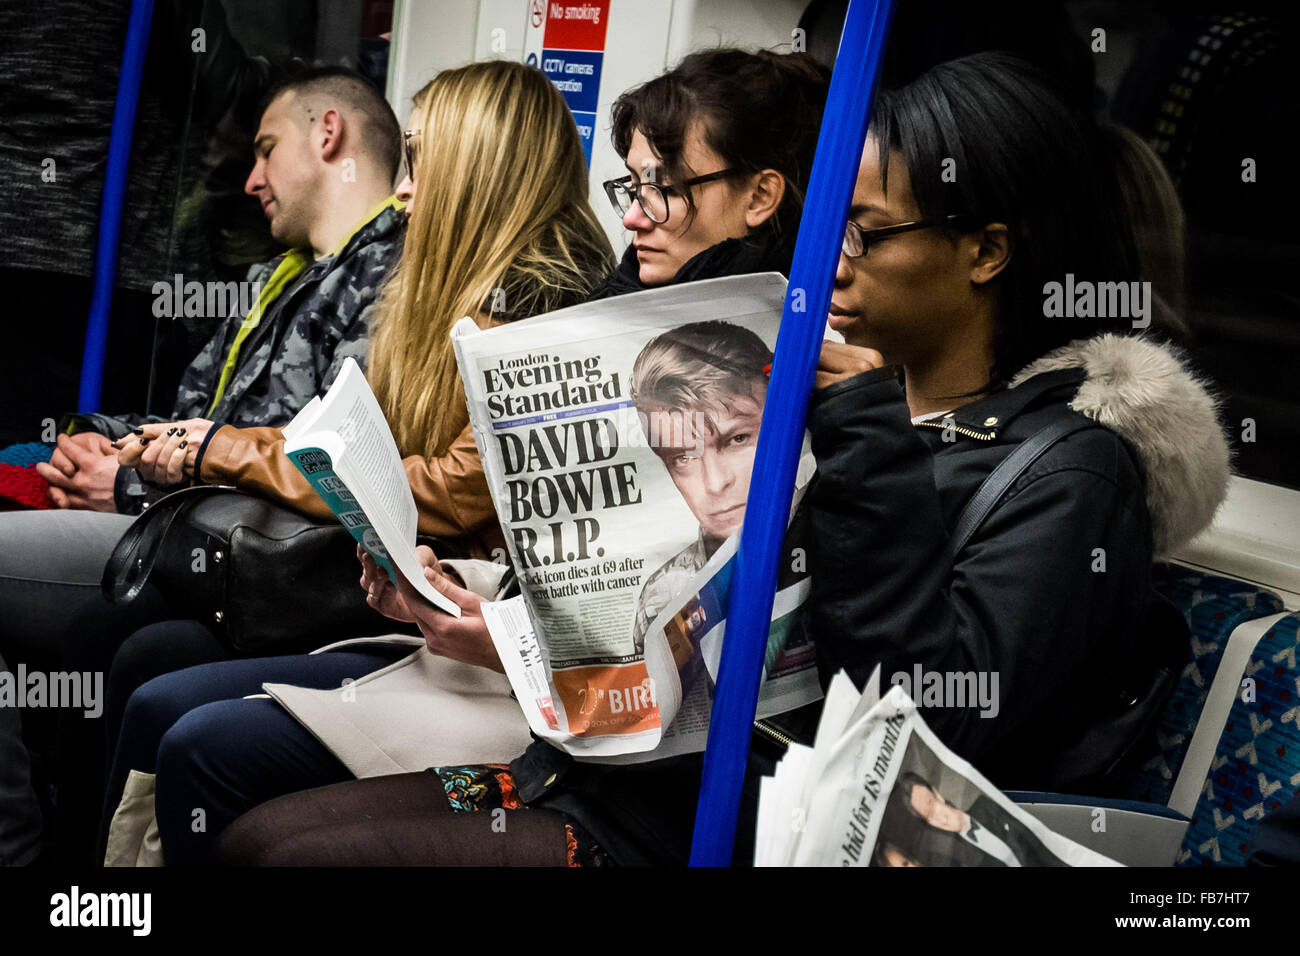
[{"x1": 753, "y1": 718, "x2": 794, "y2": 750}]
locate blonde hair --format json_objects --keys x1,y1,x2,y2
[{"x1": 367, "y1": 60, "x2": 614, "y2": 459}]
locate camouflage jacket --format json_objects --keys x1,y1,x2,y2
[
  {"x1": 95, "y1": 202, "x2": 404, "y2": 513},
  {"x1": 170, "y1": 201, "x2": 404, "y2": 424}
]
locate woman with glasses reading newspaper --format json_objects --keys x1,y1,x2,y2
[
  {"x1": 213, "y1": 52, "x2": 1233, "y2": 868},
  {"x1": 103, "y1": 50, "x2": 832, "y2": 867}
]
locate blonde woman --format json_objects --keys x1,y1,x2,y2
[
  {"x1": 96, "y1": 62, "x2": 614, "y2": 865},
  {"x1": 121, "y1": 60, "x2": 613, "y2": 554}
]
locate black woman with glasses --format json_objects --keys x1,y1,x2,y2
[
  {"x1": 806, "y1": 52, "x2": 1228, "y2": 799},
  {"x1": 592, "y1": 48, "x2": 830, "y2": 295}
]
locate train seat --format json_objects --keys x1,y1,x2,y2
[
  {"x1": 1011, "y1": 565, "x2": 1292, "y2": 866},
  {"x1": 1171, "y1": 610, "x2": 1300, "y2": 865},
  {"x1": 1131, "y1": 563, "x2": 1286, "y2": 806}
]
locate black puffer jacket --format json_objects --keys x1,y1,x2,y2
[
  {"x1": 802, "y1": 332, "x2": 1229, "y2": 791},
  {"x1": 513, "y1": 332, "x2": 1231, "y2": 865}
]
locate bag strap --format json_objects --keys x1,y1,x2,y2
[
  {"x1": 949, "y1": 417, "x2": 1099, "y2": 560},
  {"x1": 100, "y1": 484, "x2": 239, "y2": 603}
]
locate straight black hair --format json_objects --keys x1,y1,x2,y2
[{"x1": 871, "y1": 52, "x2": 1140, "y2": 389}]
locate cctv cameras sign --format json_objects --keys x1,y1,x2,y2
[{"x1": 523, "y1": 0, "x2": 611, "y2": 165}]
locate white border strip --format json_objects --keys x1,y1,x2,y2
[{"x1": 1168, "y1": 611, "x2": 1293, "y2": 817}]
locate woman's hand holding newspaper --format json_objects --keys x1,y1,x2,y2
[
  {"x1": 358, "y1": 545, "x2": 418, "y2": 623},
  {"x1": 388, "y1": 545, "x2": 506, "y2": 674},
  {"x1": 814, "y1": 342, "x2": 884, "y2": 391}
]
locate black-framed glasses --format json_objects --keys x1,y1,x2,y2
[
  {"x1": 842, "y1": 214, "x2": 971, "y2": 258},
  {"x1": 602, "y1": 169, "x2": 739, "y2": 224},
  {"x1": 403, "y1": 129, "x2": 421, "y2": 181}
]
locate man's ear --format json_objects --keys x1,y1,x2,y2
[
  {"x1": 970, "y1": 223, "x2": 1011, "y2": 286},
  {"x1": 744, "y1": 169, "x2": 787, "y2": 229},
  {"x1": 318, "y1": 107, "x2": 345, "y2": 163}
]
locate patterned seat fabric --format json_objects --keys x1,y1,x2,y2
[
  {"x1": 1178, "y1": 613, "x2": 1300, "y2": 866},
  {"x1": 1130, "y1": 564, "x2": 1285, "y2": 806}
]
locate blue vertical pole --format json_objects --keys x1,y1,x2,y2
[
  {"x1": 688, "y1": 0, "x2": 897, "y2": 866},
  {"x1": 79, "y1": 0, "x2": 157, "y2": 413}
]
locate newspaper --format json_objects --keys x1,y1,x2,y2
[
  {"x1": 454, "y1": 273, "x2": 824, "y2": 760},
  {"x1": 756, "y1": 668, "x2": 1122, "y2": 867},
  {"x1": 281, "y1": 357, "x2": 460, "y2": 617}
]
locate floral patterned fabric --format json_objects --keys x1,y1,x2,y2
[{"x1": 432, "y1": 764, "x2": 607, "y2": 867}]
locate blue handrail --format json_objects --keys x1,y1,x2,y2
[
  {"x1": 688, "y1": 0, "x2": 897, "y2": 866},
  {"x1": 79, "y1": 0, "x2": 157, "y2": 413}
]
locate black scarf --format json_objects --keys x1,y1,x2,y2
[{"x1": 586, "y1": 220, "x2": 796, "y2": 301}]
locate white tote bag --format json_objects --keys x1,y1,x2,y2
[{"x1": 262, "y1": 639, "x2": 533, "y2": 778}]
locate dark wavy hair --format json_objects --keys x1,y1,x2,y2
[
  {"x1": 611, "y1": 49, "x2": 831, "y2": 235},
  {"x1": 870, "y1": 52, "x2": 1140, "y2": 390}
]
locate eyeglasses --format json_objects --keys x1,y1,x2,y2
[
  {"x1": 403, "y1": 129, "x2": 421, "y2": 181},
  {"x1": 602, "y1": 169, "x2": 739, "y2": 224},
  {"x1": 842, "y1": 214, "x2": 971, "y2": 258}
]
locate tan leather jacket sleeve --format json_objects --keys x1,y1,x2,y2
[{"x1": 199, "y1": 421, "x2": 502, "y2": 549}]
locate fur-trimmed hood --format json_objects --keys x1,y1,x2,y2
[{"x1": 1008, "y1": 334, "x2": 1231, "y2": 557}]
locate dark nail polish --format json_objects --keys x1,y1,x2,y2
[
  {"x1": 177, "y1": 428, "x2": 186, "y2": 436},
  {"x1": 166, "y1": 427, "x2": 177, "y2": 436},
  {"x1": 132, "y1": 428, "x2": 144, "y2": 435},
  {"x1": 179, "y1": 440, "x2": 188, "y2": 449},
  {"x1": 139, "y1": 437, "x2": 150, "y2": 445}
]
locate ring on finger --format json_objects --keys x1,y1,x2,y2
[{"x1": 167, "y1": 441, "x2": 189, "y2": 482}]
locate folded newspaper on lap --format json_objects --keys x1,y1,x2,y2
[
  {"x1": 455, "y1": 273, "x2": 823, "y2": 760},
  {"x1": 755, "y1": 668, "x2": 1121, "y2": 867},
  {"x1": 281, "y1": 357, "x2": 460, "y2": 617}
]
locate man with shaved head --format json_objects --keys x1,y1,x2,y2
[
  {"x1": 246, "y1": 66, "x2": 403, "y2": 253},
  {"x1": 34, "y1": 64, "x2": 405, "y2": 515},
  {"x1": 3, "y1": 61, "x2": 405, "y2": 624},
  {"x1": 0, "y1": 67, "x2": 406, "y2": 865}
]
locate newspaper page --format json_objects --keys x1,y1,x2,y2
[
  {"x1": 455, "y1": 273, "x2": 823, "y2": 760},
  {"x1": 282, "y1": 357, "x2": 459, "y2": 616},
  {"x1": 758, "y1": 672, "x2": 1122, "y2": 867}
]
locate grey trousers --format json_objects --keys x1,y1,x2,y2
[
  {"x1": 0, "y1": 649, "x2": 42, "y2": 865},
  {"x1": 0, "y1": 510, "x2": 136, "y2": 667},
  {"x1": 0, "y1": 509, "x2": 135, "y2": 866}
]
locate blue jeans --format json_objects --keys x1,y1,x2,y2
[{"x1": 110, "y1": 648, "x2": 400, "y2": 866}]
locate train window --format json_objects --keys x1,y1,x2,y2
[
  {"x1": 803, "y1": 0, "x2": 1300, "y2": 490},
  {"x1": 0, "y1": 1, "x2": 394, "y2": 443},
  {"x1": 148, "y1": 1, "x2": 398, "y2": 419},
  {"x1": 1075, "y1": 1, "x2": 1300, "y2": 490}
]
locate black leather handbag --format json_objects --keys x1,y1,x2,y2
[
  {"x1": 1039, "y1": 596, "x2": 1188, "y2": 794},
  {"x1": 101, "y1": 485, "x2": 407, "y2": 653}
]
